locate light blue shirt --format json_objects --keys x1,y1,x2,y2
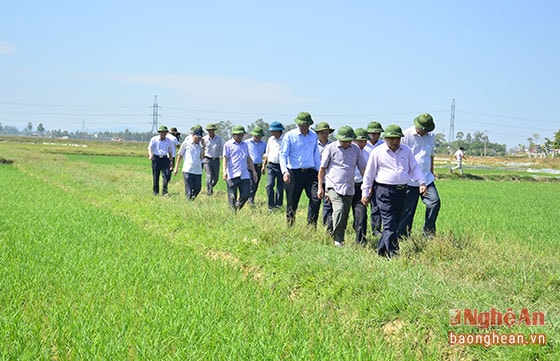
[
  {"x1": 279, "y1": 128, "x2": 321, "y2": 174},
  {"x1": 245, "y1": 138, "x2": 266, "y2": 165},
  {"x1": 223, "y1": 138, "x2": 251, "y2": 179}
]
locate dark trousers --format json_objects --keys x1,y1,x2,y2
[
  {"x1": 352, "y1": 182, "x2": 368, "y2": 245},
  {"x1": 284, "y1": 168, "x2": 321, "y2": 227},
  {"x1": 376, "y1": 184, "x2": 407, "y2": 256},
  {"x1": 322, "y1": 184, "x2": 333, "y2": 233},
  {"x1": 202, "y1": 158, "x2": 220, "y2": 195},
  {"x1": 152, "y1": 157, "x2": 171, "y2": 195},
  {"x1": 248, "y1": 164, "x2": 263, "y2": 205},
  {"x1": 370, "y1": 182, "x2": 382, "y2": 234},
  {"x1": 265, "y1": 163, "x2": 284, "y2": 209},
  {"x1": 397, "y1": 182, "x2": 441, "y2": 238},
  {"x1": 182, "y1": 172, "x2": 202, "y2": 200},
  {"x1": 226, "y1": 177, "x2": 250, "y2": 211}
]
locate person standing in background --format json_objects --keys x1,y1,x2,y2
[
  {"x1": 166, "y1": 127, "x2": 180, "y2": 180},
  {"x1": 351, "y1": 128, "x2": 371, "y2": 245},
  {"x1": 315, "y1": 121, "x2": 335, "y2": 233},
  {"x1": 450, "y1": 147, "x2": 466, "y2": 175},
  {"x1": 397, "y1": 113, "x2": 441, "y2": 239},
  {"x1": 245, "y1": 126, "x2": 266, "y2": 206},
  {"x1": 202, "y1": 123, "x2": 224, "y2": 196},
  {"x1": 262, "y1": 121, "x2": 285, "y2": 210},
  {"x1": 366, "y1": 121, "x2": 385, "y2": 237},
  {"x1": 147, "y1": 125, "x2": 175, "y2": 196}
]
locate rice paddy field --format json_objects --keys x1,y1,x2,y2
[{"x1": 1, "y1": 137, "x2": 559, "y2": 360}]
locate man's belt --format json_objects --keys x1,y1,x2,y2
[{"x1": 377, "y1": 183, "x2": 407, "y2": 190}]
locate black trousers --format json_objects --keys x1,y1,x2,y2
[
  {"x1": 284, "y1": 168, "x2": 321, "y2": 227},
  {"x1": 352, "y1": 182, "x2": 367, "y2": 245},
  {"x1": 152, "y1": 157, "x2": 171, "y2": 195},
  {"x1": 248, "y1": 164, "x2": 263, "y2": 204}
]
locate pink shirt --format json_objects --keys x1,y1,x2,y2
[{"x1": 361, "y1": 142, "x2": 425, "y2": 196}]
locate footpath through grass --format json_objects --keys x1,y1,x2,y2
[{"x1": 1, "y1": 140, "x2": 559, "y2": 360}]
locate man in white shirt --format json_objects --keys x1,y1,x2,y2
[
  {"x1": 397, "y1": 113, "x2": 441, "y2": 239},
  {"x1": 174, "y1": 127, "x2": 204, "y2": 200},
  {"x1": 361, "y1": 124, "x2": 426, "y2": 258},
  {"x1": 147, "y1": 125, "x2": 175, "y2": 196},
  {"x1": 451, "y1": 147, "x2": 466, "y2": 175},
  {"x1": 262, "y1": 121, "x2": 285, "y2": 210}
]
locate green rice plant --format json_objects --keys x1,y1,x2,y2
[{"x1": 1, "y1": 139, "x2": 559, "y2": 360}]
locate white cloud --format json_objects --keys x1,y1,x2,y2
[{"x1": 0, "y1": 41, "x2": 16, "y2": 55}]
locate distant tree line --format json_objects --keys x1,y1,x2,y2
[{"x1": 2, "y1": 121, "x2": 558, "y2": 157}]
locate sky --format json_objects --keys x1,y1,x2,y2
[{"x1": 1, "y1": 0, "x2": 559, "y2": 149}]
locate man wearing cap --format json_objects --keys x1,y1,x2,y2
[
  {"x1": 223, "y1": 125, "x2": 258, "y2": 211},
  {"x1": 315, "y1": 121, "x2": 335, "y2": 233},
  {"x1": 173, "y1": 128, "x2": 204, "y2": 200},
  {"x1": 262, "y1": 121, "x2": 285, "y2": 210},
  {"x1": 366, "y1": 121, "x2": 385, "y2": 237},
  {"x1": 361, "y1": 124, "x2": 426, "y2": 258},
  {"x1": 147, "y1": 125, "x2": 175, "y2": 196},
  {"x1": 351, "y1": 128, "x2": 371, "y2": 245},
  {"x1": 279, "y1": 112, "x2": 321, "y2": 227},
  {"x1": 318, "y1": 126, "x2": 367, "y2": 246},
  {"x1": 202, "y1": 123, "x2": 224, "y2": 196},
  {"x1": 397, "y1": 113, "x2": 441, "y2": 239},
  {"x1": 245, "y1": 126, "x2": 267, "y2": 206},
  {"x1": 170, "y1": 127, "x2": 182, "y2": 144},
  {"x1": 166, "y1": 127, "x2": 181, "y2": 180}
]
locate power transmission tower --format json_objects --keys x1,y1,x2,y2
[
  {"x1": 151, "y1": 95, "x2": 161, "y2": 133},
  {"x1": 449, "y1": 98, "x2": 455, "y2": 143}
]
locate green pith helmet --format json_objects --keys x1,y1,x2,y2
[
  {"x1": 335, "y1": 126, "x2": 357, "y2": 141},
  {"x1": 232, "y1": 125, "x2": 246, "y2": 135},
  {"x1": 206, "y1": 123, "x2": 218, "y2": 130},
  {"x1": 314, "y1": 121, "x2": 335, "y2": 133},
  {"x1": 158, "y1": 125, "x2": 169, "y2": 133},
  {"x1": 382, "y1": 124, "x2": 404, "y2": 138},
  {"x1": 191, "y1": 125, "x2": 204, "y2": 134},
  {"x1": 295, "y1": 111, "x2": 314, "y2": 126},
  {"x1": 354, "y1": 128, "x2": 368, "y2": 140},
  {"x1": 367, "y1": 121, "x2": 384, "y2": 133},
  {"x1": 251, "y1": 126, "x2": 265, "y2": 137},
  {"x1": 413, "y1": 113, "x2": 435, "y2": 132}
]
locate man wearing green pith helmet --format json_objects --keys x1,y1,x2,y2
[
  {"x1": 279, "y1": 112, "x2": 322, "y2": 227},
  {"x1": 397, "y1": 113, "x2": 441, "y2": 239}
]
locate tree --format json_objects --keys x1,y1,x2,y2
[
  {"x1": 554, "y1": 130, "x2": 560, "y2": 148},
  {"x1": 216, "y1": 120, "x2": 234, "y2": 140},
  {"x1": 26, "y1": 122, "x2": 33, "y2": 134},
  {"x1": 37, "y1": 123, "x2": 45, "y2": 135},
  {"x1": 455, "y1": 131, "x2": 464, "y2": 141}
]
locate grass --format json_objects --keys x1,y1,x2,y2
[{"x1": 1, "y1": 137, "x2": 559, "y2": 360}]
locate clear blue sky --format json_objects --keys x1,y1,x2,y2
[{"x1": 1, "y1": 0, "x2": 559, "y2": 149}]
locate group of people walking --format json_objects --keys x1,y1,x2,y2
[{"x1": 147, "y1": 111, "x2": 441, "y2": 258}]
